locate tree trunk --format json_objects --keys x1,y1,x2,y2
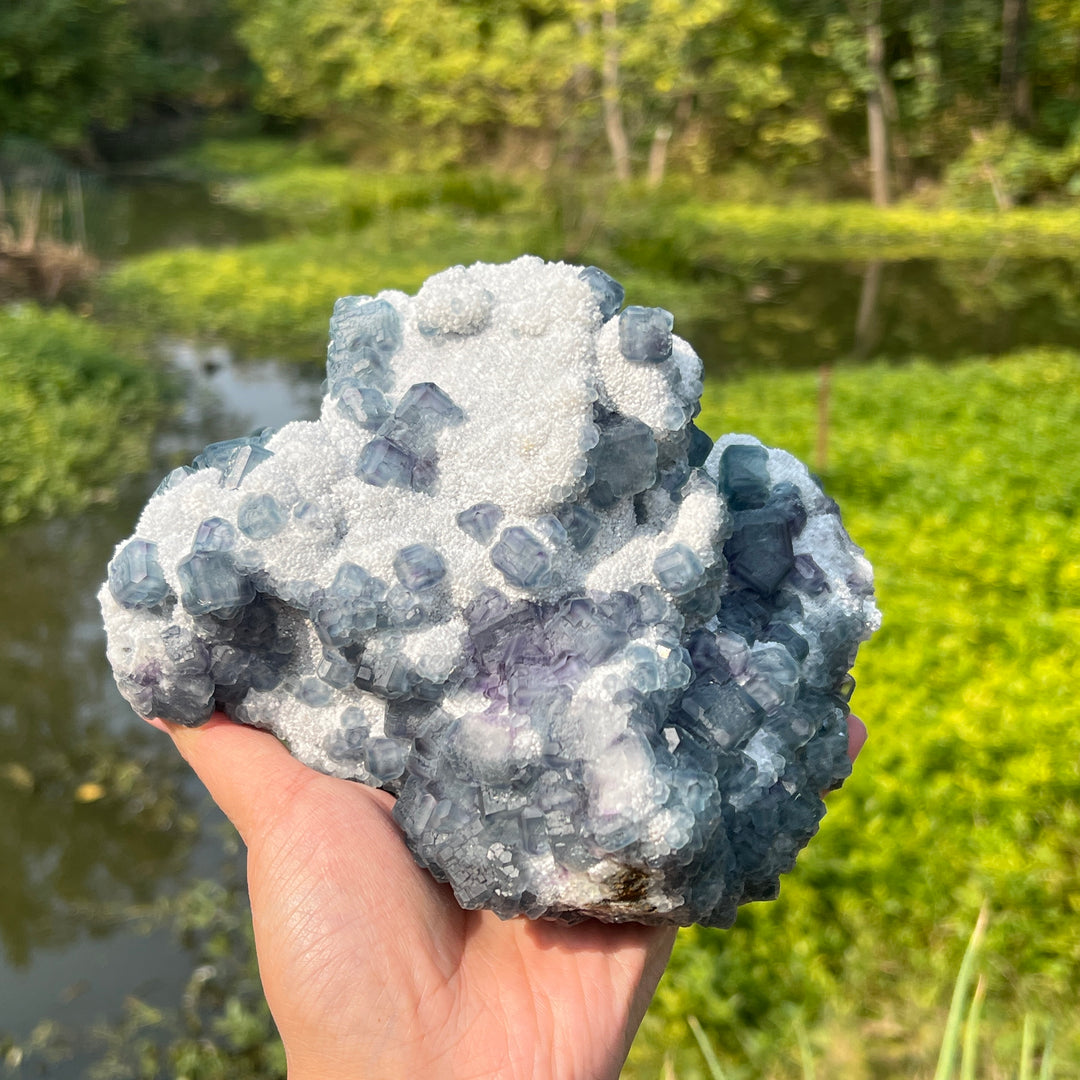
[
  {"x1": 865, "y1": 0, "x2": 891, "y2": 206},
  {"x1": 646, "y1": 124, "x2": 671, "y2": 187},
  {"x1": 1000, "y1": 0, "x2": 1032, "y2": 127},
  {"x1": 600, "y1": 2, "x2": 632, "y2": 182}
]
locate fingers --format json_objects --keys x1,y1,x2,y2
[
  {"x1": 151, "y1": 709, "x2": 867, "y2": 844},
  {"x1": 155, "y1": 714, "x2": 328, "y2": 846}
]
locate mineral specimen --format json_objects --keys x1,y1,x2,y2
[{"x1": 100, "y1": 256, "x2": 880, "y2": 927}]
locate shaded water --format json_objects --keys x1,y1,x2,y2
[
  {"x1": 85, "y1": 178, "x2": 273, "y2": 259},
  {"x1": 681, "y1": 254, "x2": 1080, "y2": 374},
  {"x1": 4, "y1": 177, "x2": 1080, "y2": 1063},
  {"x1": 0, "y1": 343, "x2": 321, "y2": 1061}
]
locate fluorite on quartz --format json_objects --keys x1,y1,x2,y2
[{"x1": 101, "y1": 256, "x2": 880, "y2": 926}]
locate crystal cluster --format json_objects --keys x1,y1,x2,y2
[{"x1": 100, "y1": 257, "x2": 880, "y2": 926}]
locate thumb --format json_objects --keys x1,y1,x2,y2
[{"x1": 155, "y1": 713, "x2": 328, "y2": 846}]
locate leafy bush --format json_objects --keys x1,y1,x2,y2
[
  {"x1": 943, "y1": 126, "x2": 1080, "y2": 210},
  {"x1": 628, "y1": 349, "x2": 1080, "y2": 1077},
  {"x1": 0, "y1": 305, "x2": 167, "y2": 525}
]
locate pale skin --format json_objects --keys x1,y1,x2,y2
[{"x1": 152, "y1": 712, "x2": 866, "y2": 1080}]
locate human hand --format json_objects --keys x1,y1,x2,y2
[{"x1": 155, "y1": 713, "x2": 865, "y2": 1080}]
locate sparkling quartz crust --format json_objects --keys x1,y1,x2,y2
[{"x1": 100, "y1": 257, "x2": 880, "y2": 927}]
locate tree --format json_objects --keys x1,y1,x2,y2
[
  {"x1": 999, "y1": 0, "x2": 1032, "y2": 126},
  {"x1": 0, "y1": 0, "x2": 142, "y2": 148}
]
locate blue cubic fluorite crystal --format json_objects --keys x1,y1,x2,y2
[
  {"x1": 490, "y1": 527, "x2": 552, "y2": 589},
  {"x1": 394, "y1": 382, "x2": 463, "y2": 428},
  {"x1": 193, "y1": 517, "x2": 237, "y2": 552},
  {"x1": 588, "y1": 414, "x2": 658, "y2": 508},
  {"x1": 394, "y1": 544, "x2": 446, "y2": 592},
  {"x1": 687, "y1": 423, "x2": 714, "y2": 469},
  {"x1": 618, "y1": 305, "x2": 674, "y2": 363},
  {"x1": 654, "y1": 543, "x2": 705, "y2": 597},
  {"x1": 555, "y1": 503, "x2": 601, "y2": 551},
  {"x1": 338, "y1": 383, "x2": 392, "y2": 429},
  {"x1": 457, "y1": 502, "x2": 503, "y2": 544},
  {"x1": 193, "y1": 431, "x2": 275, "y2": 489},
  {"x1": 579, "y1": 265, "x2": 625, "y2": 321},
  {"x1": 365, "y1": 737, "x2": 406, "y2": 780},
  {"x1": 328, "y1": 297, "x2": 402, "y2": 393},
  {"x1": 310, "y1": 563, "x2": 383, "y2": 647},
  {"x1": 238, "y1": 493, "x2": 286, "y2": 540},
  {"x1": 725, "y1": 513, "x2": 795, "y2": 595},
  {"x1": 154, "y1": 464, "x2": 195, "y2": 497},
  {"x1": 318, "y1": 646, "x2": 358, "y2": 688},
  {"x1": 176, "y1": 551, "x2": 255, "y2": 616},
  {"x1": 357, "y1": 437, "x2": 416, "y2": 488},
  {"x1": 719, "y1": 443, "x2": 770, "y2": 511},
  {"x1": 108, "y1": 539, "x2": 171, "y2": 609}
]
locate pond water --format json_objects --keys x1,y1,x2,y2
[
  {"x1": 3, "y1": 176, "x2": 1080, "y2": 1065},
  {"x1": 680, "y1": 253, "x2": 1080, "y2": 374},
  {"x1": 0, "y1": 342, "x2": 322, "y2": 1065}
]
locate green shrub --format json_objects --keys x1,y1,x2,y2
[
  {"x1": 629, "y1": 349, "x2": 1080, "y2": 1078},
  {"x1": 0, "y1": 305, "x2": 166, "y2": 525},
  {"x1": 943, "y1": 127, "x2": 1080, "y2": 210}
]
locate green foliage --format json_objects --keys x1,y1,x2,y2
[
  {"x1": 0, "y1": 0, "x2": 142, "y2": 147},
  {"x1": 944, "y1": 126, "x2": 1080, "y2": 210},
  {"x1": 96, "y1": 209, "x2": 549, "y2": 356},
  {"x1": 667, "y1": 199, "x2": 1080, "y2": 260},
  {"x1": 0, "y1": 305, "x2": 166, "y2": 525},
  {"x1": 168, "y1": 137, "x2": 334, "y2": 180},
  {"x1": 97, "y1": 186, "x2": 1080, "y2": 366},
  {"x1": 221, "y1": 166, "x2": 523, "y2": 231},
  {"x1": 628, "y1": 348, "x2": 1080, "y2": 1078}
]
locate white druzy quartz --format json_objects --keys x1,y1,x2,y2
[{"x1": 101, "y1": 256, "x2": 880, "y2": 926}]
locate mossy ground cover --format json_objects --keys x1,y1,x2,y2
[
  {"x1": 0, "y1": 306, "x2": 167, "y2": 525},
  {"x1": 627, "y1": 348, "x2": 1080, "y2": 1078}
]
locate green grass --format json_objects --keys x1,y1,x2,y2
[
  {"x1": 626, "y1": 348, "x2": 1080, "y2": 1078},
  {"x1": 220, "y1": 165, "x2": 523, "y2": 230},
  {"x1": 0, "y1": 305, "x2": 168, "y2": 525},
  {"x1": 664, "y1": 199, "x2": 1080, "y2": 261},
  {"x1": 96, "y1": 212, "x2": 551, "y2": 358}
]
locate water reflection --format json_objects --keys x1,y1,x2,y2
[
  {"x1": 682, "y1": 256, "x2": 1080, "y2": 375},
  {"x1": 0, "y1": 508, "x2": 195, "y2": 969},
  {"x1": 85, "y1": 179, "x2": 272, "y2": 260},
  {"x1": 0, "y1": 342, "x2": 322, "y2": 1046}
]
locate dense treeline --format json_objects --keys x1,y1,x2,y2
[{"x1": 3, "y1": 0, "x2": 1080, "y2": 202}]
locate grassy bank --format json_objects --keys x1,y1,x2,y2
[
  {"x1": 627, "y1": 347, "x2": 1080, "y2": 1078},
  {"x1": 665, "y1": 199, "x2": 1080, "y2": 261},
  {"x1": 0, "y1": 305, "x2": 167, "y2": 525},
  {"x1": 97, "y1": 214, "x2": 537, "y2": 359},
  {"x1": 97, "y1": 163, "x2": 1080, "y2": 363}
]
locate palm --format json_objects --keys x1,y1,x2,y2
[{"x1": 166, "y1": 716, "x2": 676, "y2": 1080}]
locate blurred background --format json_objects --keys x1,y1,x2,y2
[{"x1": 1, "y1": 1, "x2": 1078, "y2": 1076}]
